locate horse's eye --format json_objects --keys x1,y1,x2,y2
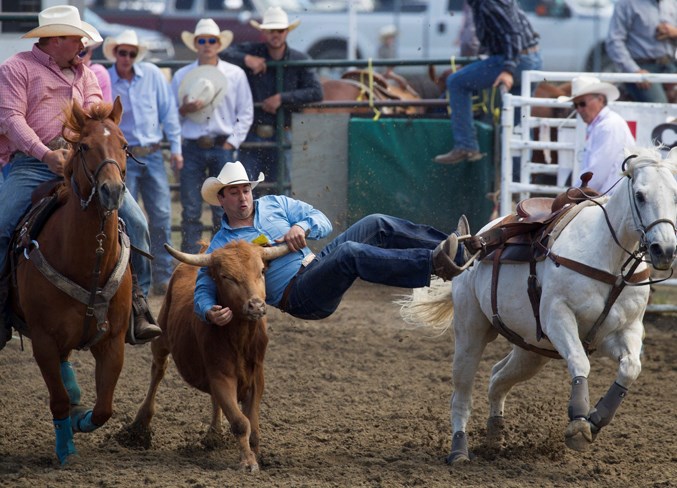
[
  {"x1": 635, "y1": 191, "x2": 646, "y2": 203},
  {"x1": 80, "y1": 143, "x2": 90, "y2": 152}
]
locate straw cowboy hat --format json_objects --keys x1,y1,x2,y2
[
  {"x1": 178, "y1": 65, "x2": 229, "y2": 123},
  {"x1": 102, "y1": 29, "x2": 148, "y2": 62},
  {"x1": 201, "y1": 161, "x2": 265, "y2": 206},
  {"x1": 379, "y1": 24, "x2": 398, "y2": 39},
  {"x1": 558, "y1": 75, "x2": 620, "y2": 103},
  {"x1": 181, "y1": 18, "x2": 233, "y2": 53},
  {"x1": 250, "y1": 7, "x2": 301, "y2": 31},
  {"x1": 23, "y1": 5, "x2": 101, "y2": 41}
]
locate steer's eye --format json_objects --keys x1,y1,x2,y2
[{"x1": 635, "y1": 191, "x2": 646, "y2": 203}]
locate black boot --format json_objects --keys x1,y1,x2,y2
[{"x1": 127, "y1": 273, "x2": 162, "y2": 345}]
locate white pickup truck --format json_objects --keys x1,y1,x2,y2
[{"x1": 282, "y1": 0, "x2": 615, "y2": 73}]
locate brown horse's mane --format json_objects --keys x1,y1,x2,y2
[{"x1": 60, "y1": 101, "x2": 116, "y2": 195}]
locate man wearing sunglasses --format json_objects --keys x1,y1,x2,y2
[
  {"x1": 171, "y1": 18, "x2": 253, "y2": 254},
  {"x1": 104, "y1": 30, "x2": 183, "y2": 299},
  {"x1": 560, "y1": 75, "x2": 635, "y2": 194},
  {"x1": 221, "y1": 7, "x2": 322, "y2": 194}
]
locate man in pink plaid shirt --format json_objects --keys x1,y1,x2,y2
[{"x1": 0, "y1": 5, "x2": 161, "y2": 350}]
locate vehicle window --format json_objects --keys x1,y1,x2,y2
[
  {"x1": 1, "y1": 0, "x2": 39, "y2": 33},
  {"x1": 447, "y1": 0, "x2": 465, "y2": 13},
  {"x1": 175, "y1": 0, "x2": 194, "y2": 10}
]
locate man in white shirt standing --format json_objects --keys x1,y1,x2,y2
[
  {"x1": 172, "y1": 18, "x2": 254, "y2": 253},
  {"x1": 561, "y1": 76, "x2": 636, "y2": 194}
]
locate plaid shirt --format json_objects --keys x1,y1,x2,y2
[
  {"x1": 0, "y1": 43, "x2": 102, "y2": 165},
  {"x1": 468, "y1": 0, "x2": 540, "y2": 75}
]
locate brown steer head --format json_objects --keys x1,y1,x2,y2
[{"x1": 165, "y1": 241, "x2": 291, "y2": 321}]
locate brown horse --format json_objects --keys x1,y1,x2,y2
[{"x1": 9, "y1": 98, "x2": 132, "y2": 465}]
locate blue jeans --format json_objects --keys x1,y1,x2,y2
[
  {"x1": 447, "y1": 51, "x2": 542, "y2": 151},
  {"x1": 125, "y1": 149, "x2": 174, "y2": 287},
  {"x1": 283, "y1": 214, "x2": 447, "y2": 320},
  {"x1": 624, "y1": 61, "x2": 677, "y2": 103},
  {"x1": 238, "y1": 131, "x2": 291, "y2": 195},
  {"x1": 180, "y1": 141, "x2": 234, "y2": 253},
  {"x1": 0, "y1": 156, "x2": 151, "y2": 295}
]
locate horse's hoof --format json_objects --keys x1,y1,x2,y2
[
  {"x1": 239, "y1": 461, "x2": 260, "y2": 473},
  {"x1": 564, "y1": 419, "x2": 594, "y2": 452},
  {"x1": 446, "y1": 451, "x2": 470, "y2": 464},
  {"x1": 114, "y1": 421, "x2": 153, "y2": 450},
  {"x1": 486, "y1": 416, "x2": 506, "y2": 447}
]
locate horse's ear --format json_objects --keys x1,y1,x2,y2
[{"x1": 110, "y1": 96, "x2": 124, "y2": 125}]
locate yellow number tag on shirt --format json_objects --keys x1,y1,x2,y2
[{"x1": 252, "y1": 234, "x2": 270, "y2": 246}]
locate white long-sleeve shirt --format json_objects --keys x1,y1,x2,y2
[
  {"x1": 171, "y1": 59, "x2": 253, "y2": 149},
  {"x1": 579, "y1": 106, "x2": 635, "y2": 194}
]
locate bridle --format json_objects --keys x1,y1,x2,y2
[{"x1": 70, "y1": 142, "x2": 125, "y2": 211}]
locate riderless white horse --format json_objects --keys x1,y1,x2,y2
[{"x1": 400, "y1": 146, "x2": 677, "y2": 462}]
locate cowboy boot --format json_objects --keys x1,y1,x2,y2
[
  {"x1": 432, "y1": 215, "x2": 473, "y2": 281},
  {"x1": 0, "y1": 271, "x2": 12, "y2": 351},
  {"x1": 128, "y1": 273, "x2": 162, "y2": 344}
]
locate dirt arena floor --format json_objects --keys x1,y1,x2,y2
[{"x1": 1, "y1": 280, "x2": 675, "y2": 488}]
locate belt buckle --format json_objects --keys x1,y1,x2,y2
[
  {"x1": 255, "y1": 125, "x2": 275, "y2": 139},
  {"x1": 130, "y1": 146, "x2": 150, "y2": 158},
  {"x1": 196, "y1": 136, "x2": 215, "y2": 149},
  {"x1": 301, "y1": 253, "x2": 316, "y2": 267}
]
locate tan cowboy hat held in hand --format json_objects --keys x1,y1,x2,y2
[
  {"x1": 178, "y1": 65, "x2": 229, "y2": 123},
  {"x1": 181, "y1": 18, "x2": 233, "y2": 53},
  {"x1": 23, "y1": 5, "x2": 101, "y2": 41},
  {"x1": 102, "y1": 29, "x2": 148, "y2": 62},
  {"x1": 202, "y1": 161, "x2": 265, "y2": 206},
  {"x1": 250, "y1": 7, "x2": 301, "y2": 31},
  {"x1": 558, "y1": 75, "x2": 620, "y2": 103}
]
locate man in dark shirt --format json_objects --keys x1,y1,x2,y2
[
  {"x1": 434, "y1": 0, "x2": 542, "y2": 165},
  {"x1": 222, "y1": 7, "x2": 323, "y2": 193}
]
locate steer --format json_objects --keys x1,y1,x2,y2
[{"x1": 123, "y1": 240, "x2": 289, "y2": 472}]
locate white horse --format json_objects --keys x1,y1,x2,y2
[{"x1": 400, "y1": 146, "x2": 677, "y2": 462}]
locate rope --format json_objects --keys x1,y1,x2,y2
[{"x1": 366, "y1": 58, "x2": 381, "y2": 121}]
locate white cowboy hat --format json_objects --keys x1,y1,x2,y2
[
  {"x1": 102, "y1": 29, "x2": 148, "y2": 62},
  {"x1": 558, "y1": 75, "x2": 620, "y2": 103},
  {"x1": 81, "y1": 23, "x2": 103, "y2": 50},
  {"x1": 181, "y1": 18, "x2": 233, "y2": 53},
  {"x1": 201, "y1": 161, "x2": 265, "y2": 206},
  {"x1": 178, "y1": 65, "x2": 229, "y2": 123},
  {"x1": 379, "y1": 24, "x2": 398, "y2": 39},
  {"x1": 250, "y1": 7, "x2": 301, "y2": 32},
  {"x1": 23, "y1": 5, "x2": 101, "y2": 41}
]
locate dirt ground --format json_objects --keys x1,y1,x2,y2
[{"x1": 1, "y1": 280, "x2": 675, "y2": 488}]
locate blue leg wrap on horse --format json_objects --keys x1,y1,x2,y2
[
  {"x1": 71, "y1": 408, "x2": 100, "y2": 433},
  {"x1": 53, "y1": 417, "x2": 77, "y2": 464},
  {"x1": 60, "y1": 361, "x2": 81, "y2": 405}
]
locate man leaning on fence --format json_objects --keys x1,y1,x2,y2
[
  {"x1": 222, "y1": 7, "x2": 322, "y2": 193},
  {"x1": 171, "y1": 18, "x2": 254, "y2": 253}
]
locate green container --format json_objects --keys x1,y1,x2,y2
[{"x1": 347, "y1": 118, "x2": 495, "y2": 233}]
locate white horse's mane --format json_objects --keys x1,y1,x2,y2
[{"x1": 622, "y1": 145, "x2": 677, "y2": 177}]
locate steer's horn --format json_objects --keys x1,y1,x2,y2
[
  {"x1": 164, "y1": 243, "x2": 213, "y2": 267},
  {"x1": 261, "y1": 243, "x2": 291, "y2": 261}
]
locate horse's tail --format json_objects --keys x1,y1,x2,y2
[{"x1": 396, "y1": 278, "x2": 454, "y2": 331}]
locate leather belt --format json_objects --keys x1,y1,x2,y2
[
  {"x1": 633, "y1": 55, "x2": 674, "y2": 66},
  {"x1": 128, "y1": 143, "x2": 161, "y2": 158},
  {"x1": 278, "y1": 253, "x2": 316, "y2": 312},
  {"x1": 186, "y1": 135, "x2": 229, "y2": 150},
  {"x1": 520, "y1": 45, "x2": 539, "y2": 55},
  {"x1": 254, "y1": 125, "x2": 275, "y2": 138}
]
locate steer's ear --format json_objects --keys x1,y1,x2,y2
[{"x1": 261, "y1": 243, "x2": 291, "y2": 262}]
